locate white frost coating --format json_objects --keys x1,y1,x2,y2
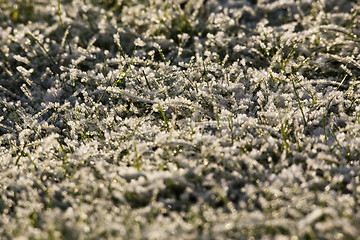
[{"x1": 0, "y1": 0, "x2": 359, "y2": 239}]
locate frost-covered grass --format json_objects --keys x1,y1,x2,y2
[{"x1": 0, "y1": 0, "x2": 360, "y2": 239}]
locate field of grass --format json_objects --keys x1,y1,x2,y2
[{"x1": 0, "y1": 0, "x2": 360, "y2": 239}]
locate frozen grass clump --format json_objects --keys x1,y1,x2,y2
[{"x1": 0, "y1": 0, "x2": 360, "y2": 239}]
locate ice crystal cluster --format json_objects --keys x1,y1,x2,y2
[{"x1": 0, "y1": 0, "x2": 360, "y2": 239}]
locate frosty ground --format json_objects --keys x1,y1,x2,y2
[{"x1": 0, "y1": 0, "x2": 360, "y2": 239}]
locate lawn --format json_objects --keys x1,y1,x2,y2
[{"x1": 0, "y1": 0, "x2": 360, "y2": 239}]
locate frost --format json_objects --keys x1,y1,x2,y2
[
  {"x1": 134, "y1": 38, "x2": 146, "y2": 47},
  {"x1": 0, "y1": 0, "x2": 359, "y2": 239}
]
